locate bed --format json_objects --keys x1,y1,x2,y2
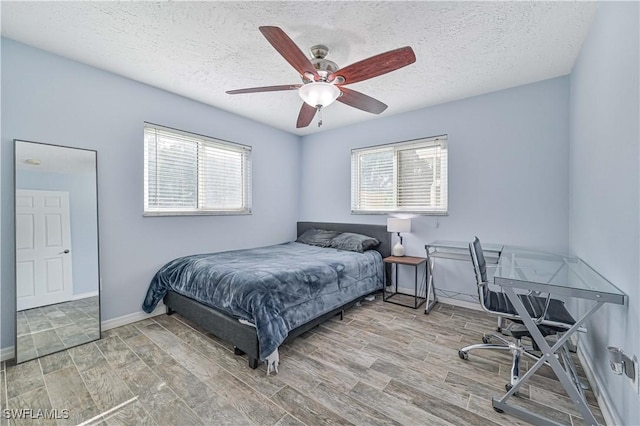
[{"x1": 142, "y1": 222, "x2": 391, "y2": 370}]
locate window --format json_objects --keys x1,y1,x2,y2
[
  {"x1": 144, "y1": 123, "x2": 252, "y2": 215},
  {"x1": 351, "y1": 135, "x2": 448, "y2": 214}
]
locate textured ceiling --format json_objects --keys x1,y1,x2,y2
[{"x1": 1, "y1": 1, "x2": 597, "y2": 136}]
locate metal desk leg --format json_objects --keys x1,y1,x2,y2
[
  {"x1": 494, "y1": 287, "x2": 603, "y2": 426},
  {"x1": 424, "y1": 248, "x2": 438, "y2": 314}
]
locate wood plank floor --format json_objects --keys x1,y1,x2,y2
[{"x1": 2, "y1": 297, "x2": 604, "y2": 425}]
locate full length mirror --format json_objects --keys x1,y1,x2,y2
[{"x1": 14, "y1": 140, "x2": 100, "y2": 363}]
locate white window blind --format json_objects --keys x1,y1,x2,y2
[
  {"x1": 351, "y1": 136, "x2": 448, "y2": 214},
  {"x1": 144, "y1": 123, "x2": 252, "y2": 215}
]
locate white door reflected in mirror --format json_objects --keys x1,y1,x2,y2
[{"x1": 16, "y1": 190, "x2": 73, "y2": 310}]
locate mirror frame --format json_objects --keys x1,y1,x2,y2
[{"x1": 13, "y1": 139, "x2": 101, "y2": 363}]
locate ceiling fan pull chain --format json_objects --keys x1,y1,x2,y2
[{"x1": 317, "y1": 106, "x2": 323, "y2": 127}]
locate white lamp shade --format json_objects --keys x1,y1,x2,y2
[
  {"x1": 387, "y1": 218, "x2": 411, "y2": 233},
  {"x1": 299, "y1": 82, "x2": 341, "y2": 107}
]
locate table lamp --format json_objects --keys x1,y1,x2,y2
[{"x1": 387, "y1": 218, "x2": 411, "y2": 256}]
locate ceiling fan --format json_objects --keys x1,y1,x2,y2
[{"x1": 226, "y1": 26, "x2": 416, "y2": 128}]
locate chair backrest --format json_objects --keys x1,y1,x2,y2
[
  {"x1": 469, "y1": 237, "x2": 488, "y2": 283},
  {"x1": 468, "y1": 237, "x2": 574, "y2": 329},
  {"x1": 469, "y1": 237, "x2": 490, "y2": 307}
]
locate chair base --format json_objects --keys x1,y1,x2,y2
[{"x1": 459, "y1": 333, "x2": 542, "y2": 392}]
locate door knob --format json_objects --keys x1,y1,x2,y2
[{"x1": 60, "y1": 249, "x2": 70, "y2": 254}]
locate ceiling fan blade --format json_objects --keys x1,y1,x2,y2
[
  {"x1": 226, "y1": 84, "x2": 301, "y2": 95},
  {"x1": 337, "y1": 87, "x2": 388, "y2": 114},
  {"x1": 329, "y1": 46, "x2": 416, "y2": 85},
  {"x1": 296, "y1": 103, "x2": 317, "y2": 128},
  {"x1": 259, "y1": 26, "x2": 320, "y2": 80}
]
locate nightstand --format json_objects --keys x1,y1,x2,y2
[{"x1": 383, "y1": 256, "x2": 428, "y2": 310}]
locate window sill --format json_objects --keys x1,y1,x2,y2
[
  {"x1": 143, "y1": 210, "x2": 252, "y2": 217},
  {"x1": 351, "y1": 210, "x2": 448, "y2": 216}
]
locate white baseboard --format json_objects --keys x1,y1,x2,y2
[
  {"x1": 1, "y1": 346, "x2": 15, "y2": 362},
  {"x1": 101, "y1": 302, "x2": 166, "y2": 331},
  {"x1": 71, "y1": 291, "x2": 99, "y2": 301},
  {"x1": 0, "y1": 303, "x2": 167, "y2": 361},
  {"x1": 577, "y1": 340, "x2": 619, "y2": 426},
  {"x1": 392, "y1": 285, "x2": 420, "y2": 297},
  {"x1": 436, "y1": 296, "x2": 482, "y2": 311},
  {"x1": 390, "y1": 285, "x2": 482, "y2": 312}
]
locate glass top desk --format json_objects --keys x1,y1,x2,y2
[
  {"x1": 426, "y1": 240, "x2": 503, "y2": 262},
  {"x1": 424, "y1": 241, "x2": 503, "y2": 314},
  {"x1": 493, "y1": 247, "x2": 627, "y2": 426}
]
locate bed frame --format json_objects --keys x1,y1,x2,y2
[{"x1": 163, "y1": 221, "x2": 391, "y2": 369}]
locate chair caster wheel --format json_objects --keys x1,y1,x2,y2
[
  {"x1": 493, "y1": 407, "x2": 504, "y2": 413},
  {"x1": 482, "y1": 336, "x2": 490, "y2": 344},
  {"x1": 458, "y1": 350, "x2": 468, "y2": 360}
]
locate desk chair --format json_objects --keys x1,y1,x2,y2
[{"x1": 458, "y1": 237, "x2": 576, "y2": 392}]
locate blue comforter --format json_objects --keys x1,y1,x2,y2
[{"x1": 142, "y1": 242, "x2": 384, "y2": 360}]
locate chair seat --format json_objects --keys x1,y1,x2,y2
[{"x1": 486, "y1": 291, "x2": 575, "y2": 329}]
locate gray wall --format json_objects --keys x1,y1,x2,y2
[
  {"x1": 299, "y1": 76, "x2": 570, "y2": 298},
  {"x1": 1, "y1": 38, "x2": 301, "y2": 348},
  {"x1": 16, "y1": 169, "x2": 99, "y2": 296},
  {"x1": 569, "y1": 2, "x2": 640, "y2": 424}
]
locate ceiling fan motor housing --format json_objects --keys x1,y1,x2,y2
[{"x1": 304, "y1": 45, "x2": 339, "y2": 82}]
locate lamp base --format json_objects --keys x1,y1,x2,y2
[{"x1": 392, "y1": 242, "x2": 406, "y2": 257}]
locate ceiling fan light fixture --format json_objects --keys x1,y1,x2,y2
[{"x1": 299, "y1": 82, "x2": 340, "y2": 108}]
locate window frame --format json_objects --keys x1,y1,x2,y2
[
  {"x1": 351, "y1": 135, "x2": 448, "y2": 215},
  {"x1": 143, "y1": 122, "x2": 252, "y2": 216}
]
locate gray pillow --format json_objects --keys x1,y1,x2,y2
[
  {"x1": 330, "y1": 232, "x2": 380, "y2": 253},
  {"x1": 296, "y1": 228, "x2": 341, "y2": 247}
]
